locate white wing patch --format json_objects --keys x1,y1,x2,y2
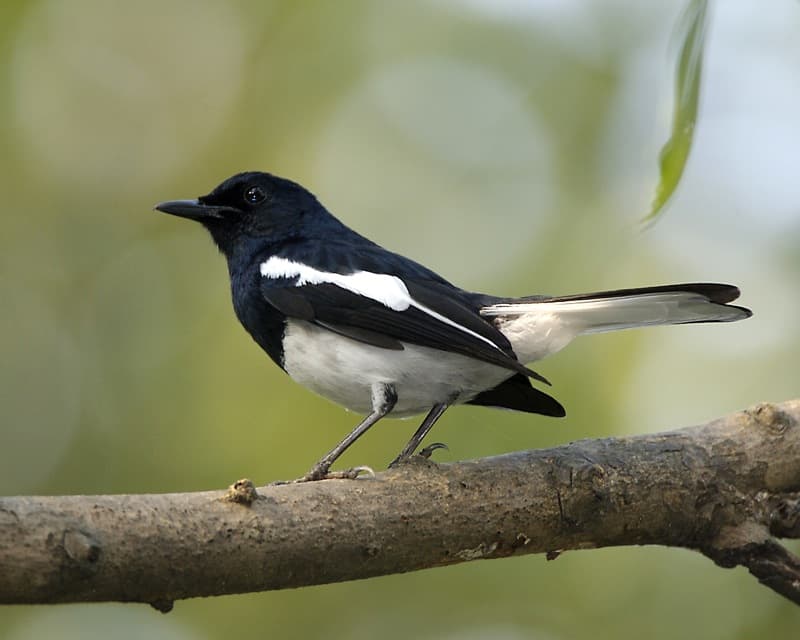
[
  {"x1": 260, "y1": 256, "x2": 503, "y2": 352},
  {"x1": 260, "y1": 256, "x2": 410, "y2": 310}
]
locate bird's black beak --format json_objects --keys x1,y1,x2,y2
[{"x1": 154, "y1": 199, "x2": 235, "y2": 221}]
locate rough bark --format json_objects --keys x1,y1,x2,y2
[{"x1": 1, "y1": 400, "x2": 798, "y2": 612}]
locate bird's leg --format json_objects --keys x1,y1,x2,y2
[
  {"x1": 389, "y1": 401, "x2": 451, "y2": 468},
  {"x1": 298, "y1": 383, "x2": 397, "y2": 482}
]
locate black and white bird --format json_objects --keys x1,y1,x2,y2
[{"x1": 155, "y1": 171, "x2": 752, "y2": 481}]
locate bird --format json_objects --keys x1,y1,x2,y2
[{"x1": 155, "y1": 171, "x2": 752, "y2": 481}]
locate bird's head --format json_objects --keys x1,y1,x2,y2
[{"x1": 155, "y1": 171, "x2": 329, "y2": 257}]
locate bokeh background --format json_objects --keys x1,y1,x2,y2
[{"x1": 1, "y1": 0, "x2": 799, "y2": 638}]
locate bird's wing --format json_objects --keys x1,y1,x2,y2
[{"x1": 260, "y1": 268, "x2": 549, "y2": 384}]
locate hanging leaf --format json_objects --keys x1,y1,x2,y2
[{"x1": 643, "y1": 0, "x2": 709, "y2": 224}]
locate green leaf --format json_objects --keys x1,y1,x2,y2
[{"x1": 644, "y1": 0, "x2": 709, "y2": 224}]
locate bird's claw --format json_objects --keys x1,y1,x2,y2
[
  {"x1": 274, "y1": 465, "x2": 376, "y2": 484},
  {"x1": 418, "y1": 442, "x2": 449, "y2": 459},
  {"x1": 321, "y1": 465, "x2": 375, "y2": 480},
  {"x1": 389, "y1": 442, "x2": 449, "y2": 468}
]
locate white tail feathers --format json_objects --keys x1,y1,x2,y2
[{"x1": 481, "y1": 287, "x2": 751, "y2": 364}]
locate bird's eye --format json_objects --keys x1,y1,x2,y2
[{"x1": 244, "y1": 186, "x2": 266, "y2": 205}]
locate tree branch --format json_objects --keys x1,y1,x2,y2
[{"x1": 1, "y1": 401, "x2": 798, "y2": 612}]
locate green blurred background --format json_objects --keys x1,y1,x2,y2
[{"x1": 1, "y1": 0, "x2": 799, "y2": 638}]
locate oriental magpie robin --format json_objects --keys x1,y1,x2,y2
[{"x1": 155, "y1": 171, "x2": 752, "y2": 481}]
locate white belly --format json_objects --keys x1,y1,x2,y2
[{"x1": 281, "y1": 319, "x2": 514, "y2": 417}]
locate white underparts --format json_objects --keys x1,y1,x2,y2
[{"x1": 281, "y1": 319, "x2": 511, "y2": 416}]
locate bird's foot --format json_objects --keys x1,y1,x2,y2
[
  {"x1": 418, "y1": 442, "x2": 449, "y2": 459},
  {"x1": 388, "y1": 442, "x2": 449, "y2": 468},
  {"x1": 311, "y1": 465, "x2": 375, "y2": 481},
  {"x1": 273, "y1": 464, "x2": 376, "y2": 484}
]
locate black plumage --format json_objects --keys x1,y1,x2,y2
[{"x1": 155, "y1": 171, "x2": 751, "y2": 481}]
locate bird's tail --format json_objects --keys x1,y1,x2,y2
[{"x1": 480, "y1": 283, "x2": 751, "y2": 363}]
